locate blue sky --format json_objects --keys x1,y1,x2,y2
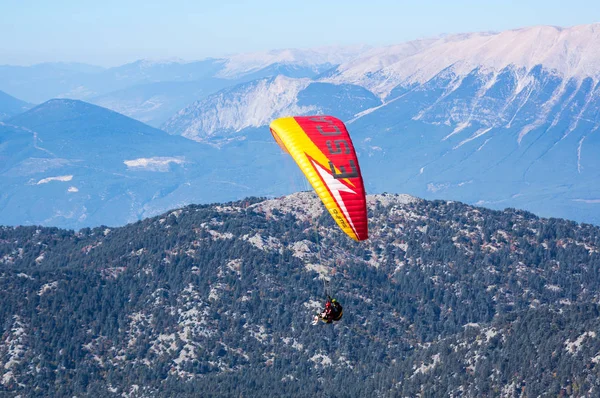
[{"x1": 1, "y1": 0, "x2": 599, "y2": 66}]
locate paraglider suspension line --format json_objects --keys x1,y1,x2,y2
[
  {"x1": 302, "y1": 178, "x2": 329, "y2": 297},
  {"x1": 314, "y1": 214, "x2": 329, "y2": 297}
]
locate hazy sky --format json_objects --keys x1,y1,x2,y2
[{"x1": 1, "y1": 0, "x2": 599, "y2": 66}]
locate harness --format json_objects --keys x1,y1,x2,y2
[{"x1": 329, "y1": 301, "x2": 343, "y2": 322}]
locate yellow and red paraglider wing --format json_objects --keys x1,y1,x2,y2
[{"x1": 270, "y1": 115, "x2": 368, "y2": 241}]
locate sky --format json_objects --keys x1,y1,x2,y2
[{"x1": 1, "y1": 0, "x2": 599, "y2": 66}]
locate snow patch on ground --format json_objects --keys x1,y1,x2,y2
[
  {"x1": 485, "y1": 328, "x2": 498, "y2": 342},
  {"x1": 303, "y1": 300, "x2": 322, "y2": 311},
  {"x1": 444, "y1": 121, "x2": 471, "y2": 141},
  {"x1": 225, "y1": 259, "x2": 242, "y2": 276},
  {"x1": 1, "y1": 316, "x2": 27, "y2": 386},
  {"x1": 310, "y1": 353, "x2": 333, "y2": 367},
  {"x1": 246, "y1": 325, "x2": 269, "y2": 344},
  {"x1": 124, "y1": 156, "x2": 185, "y2": 172},
  {"x1": 281, "y1": 337, "x2": 304, "y2": 351},
  {"x1": 413, "y1": 353, "x2": 441, "y2": 376},
  {"x1": 454, "y1": 127, "x2": 493, "y2": 149},
  {"x1": 565, "y1": 331, "x2": 596, "y2": 354},
  {"x1": 304, "y1": 263, "x2": 331, "y2": 280},
  {"x1": 244, "y1": 233, "x2": 281, "y2": 251},
  {"x1": 208, "y1": 230, "x2": 234, "y2": 240},
  {"x1": 545, "y1": 284, "x2": 562, "y2": 292},
  {"x1": 291, "y1": 240, "x2": 313, "y2": 259},
  {"x1": 573, "y1": 199, "x2": 600, "y2": 204},
  {"x1": 208, "y1": 283, "x2": 224, "y2": 301},
  {"x1": 36, "y1": 175, "x2": 73, "y2": 184},
  {"x1": 38, "y1": 281, "x2": 58, "y2": 296}
]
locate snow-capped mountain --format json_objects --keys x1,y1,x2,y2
[
  {"x1": 325, "y1": 24, "x2": 600, "y2": 98},
  {"x1": 161, "y1": 23, "x2": 600, "y2": 225},
  {"x1": 336, "y1": 24, "x2": 600, "y2": 224},
  {"x1": 167, "y1": 24, "x2": 600, "y2": 137}
]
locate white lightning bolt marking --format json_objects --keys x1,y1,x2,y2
[{"x1": 311, "y1": 160, "x2": 358, "y2": 235}]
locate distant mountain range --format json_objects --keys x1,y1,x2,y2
[
  {"x1": 2, "y1": 193, "x2": 600, "y2": 396},
  {"x1": 0, "y1": 48, "x2": 367, "y2": 96},
  {"x1": 2, "y1": 24, "x2": 600, "y2": 228},
  {"x1": 163, "y1": 24, "x2": 600, "y2": 226}
]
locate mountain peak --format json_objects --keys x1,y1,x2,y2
[
  {"x1": 12, "y1": 98, "x2": 125, "y2": 121},
  {"x1": 7, "y1": 98, "x2": 169, "y2": 138}
]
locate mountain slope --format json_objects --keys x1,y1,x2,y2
[
  {"x1": 162, "y1": 76, "x2": 381, "y2": 143},
  {"x1": 162, "y1": 76, "x2": 314, "y2": 143},
  {"x1": 1, "y1": 100, "x2": 224, "y2": 228},
  {"x1": 1, "y1": 193, "x2": 600, "y2": 396},
  {"x1": 0, "y1": 90, "x2": 32, "y2": 120},
  {"x1": 6, "y1": 99, "x2": 197, "y2": 163}
]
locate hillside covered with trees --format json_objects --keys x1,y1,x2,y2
[{"x1": 1, "y1": 193, "x2": 600, "y2": 397}]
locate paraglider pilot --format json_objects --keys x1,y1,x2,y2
[{"x1": 313, "y1": 296, "x2": 343, "y2": 325}]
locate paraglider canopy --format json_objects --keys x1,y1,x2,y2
[{"x1": 270, "y1": 115, "x2": 368, "y2": 241}]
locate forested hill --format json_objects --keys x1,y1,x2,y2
[{"x1": 1, "y1": 193, "x2": 600, "y2": 397}]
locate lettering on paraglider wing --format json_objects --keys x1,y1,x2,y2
[
  {"x1": 331, "y1": 208, "x2": 347, "y2": 228},
  {"x1": 308, "y1": 116, "x2": 330, "y2": 123},
  {"x1": 316, "y1": 124, "x2": 341, "y2": 136},
  {"x1": 310, "y1": 116, "x2": 359, "y2": 179},
  {"x1": 329, "y1": 160, "x2": 359, "y2": 179},
  {"x1": 326, "y1": 139, "x2": 351, "y2": 154},
  {"x1": 312, "y1": 116, "x2": 341, "y2": 136}
]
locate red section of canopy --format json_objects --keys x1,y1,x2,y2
[{"x1": 294, "y1": 116, "x2": 368, "y2": 241}]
